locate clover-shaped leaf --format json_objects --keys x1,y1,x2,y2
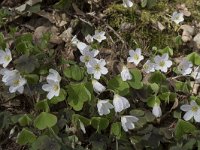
[{"x1": 34, "y1": 112, "x2": 57, "y2": 130}]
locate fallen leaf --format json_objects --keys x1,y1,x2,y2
[
  {"x1": 15, "y1": 4, "x2": 27, "y2": 12},
  {"x1": 190, "y1": 81, "x2": 200, "y2": 95},
  {"x1": 34, "y1": 26, "x2": 62, "y2": 44},
  {"x1": 60, "y1": 27, "x2": 73, "y2": 42},
  {"x1": 193, "y1": 33, "x2": 200, "y2": 49},
  {"x1": 176, "y1": 4, "x2": 191, "y2": 17},
  {"x1": 15, "y1": 0, "x2": 42, "y2": 12},
  {"x1": 180, "y1": 25, "x2": 195, "y2": 42}
]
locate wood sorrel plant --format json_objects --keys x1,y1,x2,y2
[{"x1": 1, "y1": 1, "x2": 200, "y2": 150}]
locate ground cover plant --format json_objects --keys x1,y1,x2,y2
[{"x1": 0, "y1": 0, "x2": 200, "y2": 149}]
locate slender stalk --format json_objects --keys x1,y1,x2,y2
[{"x1": 116, "y1": 137, "x2": 119, "y2": 150}]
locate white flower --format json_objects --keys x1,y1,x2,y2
[
  {"x1": 85, "y1": 34, "x2": 94, "y2": 43},
  {"x1": 77, "y1": 42, "x2": 89, "y2": 54},
  {"x1": 71, "y1": 35, "x2": 79, "y2": 46},
  {"x1": 0, "y1": 69, "x2": 18, "y2": 83},
  {"x1": 177, "y1": 59, "x2": 193, "y2": 75},
  {"x1": 92, "y1": 79, "x2": 106, "y2": 94},
  {"x1": 120, "y1": 66, "x2": 132, "y2": 81},
  {"x1": 143, "y1": 60, "x2": 155, "y2": 73},
  {"x1": 0, "y1": 48, "x2": 12, "y2": 68},
  {"x1": 113, "y1": 94, "x2": 130, "y2": 112},
  {"x1": 127, "y1": 48, "x2": 144, "y2": 66},
  {"x1": 47, "y1": 69, "x2": 61, "y2": 83},
  {"x1": 152, "y1": 103, "x2": 162, "y2": 118},
  {"x1": 93, "y1": 30, "x2": 106, "y2": 43},
  {"x1": 80, "y1": 49, "x2": 99, "y2": 65},
  {"x1": 123, "y1": 0, "x2": 133, "y2": 8},
  {"x1": 171, "y1": 11, "x2": 184, "y2": 24},
  {"x1": 191, "y1": 66, "x2": 200, "y2": 83},
  {"x1": 87, "y1": 59, "x2": 108, "y2": 80},
  {"x1": 79, "y1": 120, "x2": 86, "y2": 134},
  {"x1": 8, "y1": 76, "x2": 26, "y2": 94},
  {"x1": 180, "y1": 101, "x2": 200, "y2": 122},
  {"x1": 0, "y1": 69, "x2": 26, "y2": 93},
  {"x1": 154, "y1": 53, "x2": 172, "y2": 73},
  {"x1": 121, "y1": 115, "x2": 138, "y2": 132},
  {"x1": 42, "y1": 69, "x2": 61, "y2": 99},
  {"x1": 97, "y1": 100, "x2": 114, "y2": 116}
]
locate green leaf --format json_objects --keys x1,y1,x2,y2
[
  {"x1": 27, "y1": 4, "x2": 41, "y2": 13},
  {"x1": 50, "y1": 89, "x2": 67, "y2": 104},
  {"x1": 173, "y1": 111, "x2": 182, "y2": 119},
  {"x1": 18, "y1": 114, "x2": 32, "y2": 126},
  {"x1": 130, "y1": 109, "x2": 145, "y2": 117},
  {"x1": 149, "y1": 83, "x2": 159, "y2": 94},
  {"x1": 53, "y1": 0, "x2": 72, "y2": 10},
  {"x1": 67, "y1": 83, "x2": 91, "y2": 111},
  {"x1": 174, "y1": 35, "x2": 182, "y2": 46},
  {"x1": 111, "y1": 122, "x2": 121, "y2": 139},
  {"x1": 17, "y1": 128, "x2": 36, "y2": 145},
  {"x1": 25, "y1": 74, "x2": 39, "y2": 84},
  {"x1": 147, "y1": 95, "x2": 160, "y2": 107},
  {"x1": 14, "y1": 55, "x2": 39, "y2": 73},
  {"x1": 175, "y1": 80, "x2": 191, "y2": 93},
  {"x1": 175, "y1": 119, "x2": 196, "y2": 139},
  {"x1": 149, "y1": 71, "x2": 166, "y2": 84},
  {"x1": 187, "y1": 52, "x2": 200, "y2": 65},
  {"x1": 16, "y1": 33, "x2": 33, "y2": 43},
  {"x1": 0, "y1": 111, "x2": 11, "y2": 129},
  {"x1": 128, "y1": 68, "x2": 143, "y2": 89},
  {"x1": 159, "y1": 92, "x2": 176, "y2": 103},
  {"x1": 31, "y1": 135, "x2": 61, "y2": 150},
  {"x1": 0, "y1": 32, "x2": 6, "y2": 49},
  {"x1": 35, "y1": 99, "x2": 50, "y2": 112},
  {"x1": 146, "y1": 0, "x2": 157, "y2": 9},
  {"x1": 158, "y1": 46, "x2": 173, "y2": 56},
  {"x1": 91, "y1": 117, "x2": 109, "y2": 132},
  {"x1": 71, "y1": 65, "x2": 85, "y2": 81},
  {"x1": 34, "y1": 112, "x2": 57, "y2": 130},
  {"x1": 182, "y1": 138, "x2": 196, "y2": 150},
  {"x1": 63, "y1": 65, "x2": 85, "y2": 81},
  {"x1": 145, "y1": 111, "x2": 155, "y2": 122},
  {"x1": 72, "y1": 114, "x2": 91, "y2": 126},
  {"x1": 108, "y1": 75, "x2": 130, "y2": 96},
  {"x1": 15, "y1": 34, "x2": 34, "y2": 55},
  {"x1": 141, "y1": 0, "x2": 147, "y2": 7}
]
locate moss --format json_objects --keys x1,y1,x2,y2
[{"x1": 105, "y1": 1, "x2": 199, "y2": 51}]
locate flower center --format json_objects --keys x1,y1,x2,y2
[
  {"x1": 159, "y1": 61, "x2": 165, "y2": 67},
  {"x1": 96, "y1": 35, "x2": 101, "y2": 40},
  {"x1": 84, "y1": 55, "x2": 90, "y2": 62},
  {"x1": 174, "y1": 15, "x2": 180, "y2": 20},
  {"x1": 143, "y1": 64, "x2": 149, "y2": 70},
  {"x1": 192, "y1": 106, "x2": 198, "y2": 112},
  {"x1": 13, "y1": 79, "x2": 20, "y2": 86},
  {"x1": 133, "y1": 54, "x2": 139, "y2": 60},
  {"x1": 53, "y1": 84, "x2": 59, "y2": 91},
  {"x1": 94, "y1": 64, "x2": 101, "y2": 71},
  {"x1": 4, "y1": 55, "x2": 11, "y2": 62}
]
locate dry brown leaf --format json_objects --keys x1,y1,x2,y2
[
  {"x1": 15, "y1": 0, "x2": 42, "y2": 12},
  {"x1": 193, "y1": 33, "x2": 200, "y2": 49},
  {"x1": 170, "y1": 98, "x2": 179, "y2": 111},
  {"x1": 190, "y1": 81, "x2": 200, "y2": 95},
  {"x1": 34, "y1": 26, "x2": 62, "y2": 44},
  {"x1": 36, "y1": 10, "x2": 68, "y2": 27},
  {"x1": 176, "y1": 4, "x2": 191, "y2": 17},
  {"x1": 60, "y1": 27, "x2": 73, "y2": 43},
  {"x1": 180, "y1": 25, "x2": 195, "y2": 42}
]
